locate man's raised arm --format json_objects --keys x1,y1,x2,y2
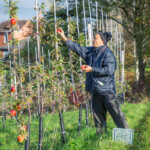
[{"x1": 57, "y1": 28, "x2": 89, "y2": 60}]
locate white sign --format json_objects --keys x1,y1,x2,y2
[{"x1": 113, "y1": 128, "x2": 134, "y2": 145}]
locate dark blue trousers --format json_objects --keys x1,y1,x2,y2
[{"x1": 92, "y1": 94, "x2": 129, "y2": 133}]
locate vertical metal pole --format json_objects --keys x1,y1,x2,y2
[
  {"x1": 75, "y1": 0, "x2": 83, "y2": 76},
  {"x1": 28, "y1": 38, "x2": 31, "y2": 81},
  {"x1": 8, "y1": 43, "x2": 12, "y2": 88},
  {"x1": 88, "y1": 24, "x2": 93, "y2": 46},
  {"x1": 75, "y1": 0, "x2": 79, "y2": 35},
  {"x1": 111, "y1": 19, "x2": 113, "y2": 50},
  {"x1": 122, "y1": 43, "x2": 125, "y2": 85},
  {"x1": 121, "y1": 43, "x2": 125, "y2": 102},
  {"x1": 42, "y1": 47, "x2": 45, "y2": 91},
  {"x1": 114, "y1": 25, "x2": 117, "y2": 81},
  {"x1": 111, "y1": 19, "x2": 113, "y2": 34},
  {"x1": 88, "y1": 0, "x2": 93, "y2": 38},
  {"x1": 25, "y1": 39, "x2": 31, "y2": 150},
  {"x1": 75, "y1": 0, "x2": 84, "y2": 132},
  {"x1": 14, "y1": 68, "x2": 17, "y2": 96},
  {"x1": 116, "y1": 24, "x2": 119, "y2": 82},
  {"x1": 101, "y1": 7, "x2": 104, "y2": 32},
  {"x1": 120, "y1": 32, "x2": 122, "y2": 64},
  {"x1": 35, "y1": 0, "x2": 41, "y2": 117},
  {"x1": 66, "y1": 0, "x2": 75, "y2": 93},
  {"x1": 96, "y1": 1, "x2": 98, "y2": 32},
  {"x1": 18, "y1": 42, "x2": 20, "y2": 64},
  {"x1": 114, "y1": 25, "x2": 117, "y2": 56},
  {"x1": 99, "y1": 18, "x2": 101, "y2": 31},
  {"x1": 36, "y1": 0, "x2": 40, "y2": 61},
  {"x1": 48, "y1": 49, "x2": 51, "y2": 115},
  {"x1": 35, "y1": 47, "x2": 38, "y2": 63},
  {"x1": 106, "y1": 14, "x2": 108, "y2": 32},
  {"x1": 83, "y1": 0, "x2": 87, "y2": 46},
  {"x1": 54, "y1": 0, "x2": 58, "y2": 55},
  {"x1": 119, "y1": 32, "x2": 122, "y2": 83},
  {"x1": 36, "y1": 47, "x2": 40, "y2": 116},
  {"x1": 52, "y1": 0, "x2": 57, "y2": 115},
  {"x1": 36, "y1": 3, "x2": 43, "y2": 148},
  {"x1": 83, "y1": 0, "x2": 90, "y2": 125}
]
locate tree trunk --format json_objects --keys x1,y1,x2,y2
[{"x1": 135, "y1": 37, "x2": 145, "y2": 92}]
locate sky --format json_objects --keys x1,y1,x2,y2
[{"x1": 0, "y1": 0, "x2": 49, "y2": 23}]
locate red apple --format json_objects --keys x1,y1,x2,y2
[
  {"x1": 10, "y1": 110, "x2": 17, "y2": 116},
  {"x1": 11, "y1": 19, "x2": 16, "y2": 26},
  {"x1": 70, "y1": 88, "x2": 73, "y2": 92},
  {"x1": 17, "y1": 135, "x2": 24, "y2": 143},
  {"x1": 81, "y1": 65, "x2": 87, "y2": 69},
  {"x1": 11, "y1": 87, "x2": 15, "y2": 92},
  {"x1": 16, "y1": 105, "x2": 20, "y2": 111},
  {"x1": 57, "y1": 29, "x2": 62, "y2": 32}
]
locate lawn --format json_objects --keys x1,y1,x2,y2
[{"x1": 0, "y1": 101, "x2": 150, "y2": 150}]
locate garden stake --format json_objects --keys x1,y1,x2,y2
[
  {"x1": 96, "y1": 1, "x2": 98, "y2": 32},
  {"x1": 75, "y1": 0, "x2": 83, "y2": 132},
  {"x1": 59, "y1": 112, "x2": 66, "y2": 144},
  {"x1": 25, "y1": 123, "x2": 31, "y2": 150},
  {"x1": 85, "y1": 101, "x2": 89, "y2": 127},
  {"x1": 101, "y1": 6, "x2": 104, "y2": 32},
  {"x1": 88, "y1": 0, "x2": 93, "y2": 38}
]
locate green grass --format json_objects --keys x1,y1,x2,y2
[{"x1": 0, "y1": 102, "x2": 150, "y2": 150}]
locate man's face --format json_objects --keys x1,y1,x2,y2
[{"x1": 93, "y1": 34, "x2": 104, "y2": 47}]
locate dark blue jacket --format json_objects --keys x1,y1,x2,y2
[{"x1": 66, "y1": 40, "x2": 117, "y2": 95}]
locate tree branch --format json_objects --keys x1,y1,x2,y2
[{"x1": 107, "y1": 16, "x2": 133, "y2": 36}]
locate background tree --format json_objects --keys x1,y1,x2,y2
[{"x1": 98, "y1": 0, "x2": 150, "y2": 92}]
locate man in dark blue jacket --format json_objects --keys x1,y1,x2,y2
[{"x1": 58, "y1": 29, "x2": 129, "y2": 134}]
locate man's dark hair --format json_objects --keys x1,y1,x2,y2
[{"x1": 97, "y1": 32, "x2": 112, "y2": 45}]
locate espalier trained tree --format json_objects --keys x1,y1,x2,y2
[
  {"x1": 0, "y1": 0, "x2": 137, "y2": 149},
  {"x1": 1, "y1": 0, "x2": 88, "y2": 149}
]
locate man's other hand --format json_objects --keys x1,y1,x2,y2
[{"x1": 81, "y1": 65, "x2": 92, "y2": 72}]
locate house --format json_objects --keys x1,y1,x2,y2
[{"x1": 0, "y1": 20, "x2": 33, "y2": 58}]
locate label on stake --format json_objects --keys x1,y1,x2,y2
[{"x1": 112, "y1": 128, "x2": 134, "y2": 145}]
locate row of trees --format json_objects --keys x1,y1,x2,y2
[
  {"x1": 36, "y1": 0, "x2": 150, "y2": 92},
  {"x1": 0, "y1": 0, "x2": 149, "y2": 148}
]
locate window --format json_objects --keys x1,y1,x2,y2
[{"x1": 4, "y1": 32, "x2": 8, "y2": 43}]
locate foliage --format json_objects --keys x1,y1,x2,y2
[
  {"x1": 98, "y1": 0, "x2": 150, "y2": 90},
  {"x1": 4, "y1": 0, "x2": 19, "y2": 19}
]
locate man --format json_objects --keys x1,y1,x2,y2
[{"x1": 57, "y1": 29, "x2": 129, "y2": 134}]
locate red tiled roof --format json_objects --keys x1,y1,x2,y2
[{"x1": 0, "y1": 20, "x2": 29, "y2": 31}]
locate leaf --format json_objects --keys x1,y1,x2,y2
[
  {"x1": 13, "y1": 1, "x2": 20, "y2": 4},
  {"x1": 4, "y1": 0, "x2": 8, "y2": 4}
]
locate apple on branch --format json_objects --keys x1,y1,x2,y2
[
  {"x1": 11, "y1": 87, "x2": 15, "y2": 92},
  {"x1": 17, "y1": 135, "x2": 25, "y2": 143},
  {"x1": 10, "y1": 110, "x2": 17, "y2": 116},
  {"x1": 16, "y1": 105, "x2": 20, "y2": 111},
  {"x1": 11, "y1": 19, "x2": 16, "y2": 26}
]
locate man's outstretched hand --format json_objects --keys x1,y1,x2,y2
[
  {"x1": 57, "y1": 28, "x2": 67, "y2": 42},
  {"x1": 81, "y1": 65, "x2": 92, "y2": 72}
]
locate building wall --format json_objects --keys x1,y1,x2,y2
[
  {"x1": 14, "y1": 20, "x2": 33, "y2": 41},
  {"x1": 0, "y1": 20, "x2": 33, "y2": 47},
  {"x1": 0, "y1": 33, "x2": 4, "y2": 47},
  {"x1": 0, "y1": 32, "x2": 12, "y2": 47}
]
